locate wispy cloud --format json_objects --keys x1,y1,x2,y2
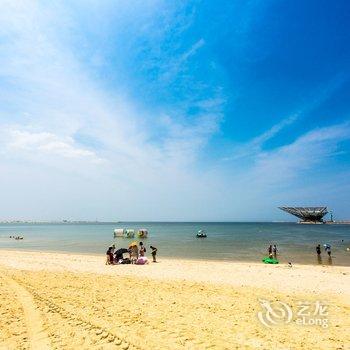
[
  {"x1": 253, "y1": 122, "x2": 350, "y2": 184},
  {"x1": 224, "y1": 74, "x2": 348, "y2": 162},
  {"x1": 160, "y1": 38, "x2": 205, "y2": 82},
  {"x1": 5, "y1": 129, "x2": 104, "y2": 163},
  {"x1": 0, "y1": 1, "x2": 224, "y2": 220},
  {"x1": 224, "y1": 114, "x2": 298, "y2": 161},
  {"x1": 0, "y1": 1, "x2": 349, "y2": 221}
]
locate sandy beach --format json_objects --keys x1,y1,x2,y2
[{"x1": 0, "y1": 250, "x2": 349, "y2": 349}]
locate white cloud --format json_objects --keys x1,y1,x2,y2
[
  {"x1": 0, "y1": 1, "x2": 349, "y2": 221},
  {"x1": 253, "y1": 122, "x2": 350, "y2": 184},
  {"x1": 224, "y1": 75, "x2": 348, "y2": 163},
  {"x1": 224, "y1": 114, "x2": 298, "y2": 161},
  {"x1": 0, "y1": 1, "x2": 225, "y2": 220},
  {"x1": 6, "y1": 129, "x2": 104, "y2": 163},
  {"x1": 160, "y1": 38, "x2": 205, "y2": 82}
]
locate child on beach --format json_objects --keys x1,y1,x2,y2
[{"x1": 150, "y1": 246, "x2": 158, "y2": 262}]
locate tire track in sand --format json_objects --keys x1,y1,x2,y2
[
  {"x1": 1, "y1": 272, "x2": 51, "y2": 350},
  {"x1": 8, "y1": 273, "x2": 143, "y2": 350}
]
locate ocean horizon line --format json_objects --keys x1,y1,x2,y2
[{"x1": 0, "y1": 220, "x2": 297, "y2": 224}]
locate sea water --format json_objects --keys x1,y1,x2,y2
[{"x1": 0, "y1": 222, "x2": 349, "y2": 265}]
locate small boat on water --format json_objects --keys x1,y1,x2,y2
[
  {"x1": 137, "y1": 229, "x2": 148, "y2": 238},
  {"x1": 124, "y1": 229, "x2": 135, "y2": 238},
  {"x1": 114, "y1": 228, "x2": 148, "y2": 238},
  {"x1": 113, "y1": 228, "x2": 125, "y2": 238},
  {"x1": 196, "y1": 230, "x2": 207, "y2": 238}
]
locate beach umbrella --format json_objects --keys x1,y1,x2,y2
[
  {"x1": 115, "y1": 248, "x2": 128, "y2": 260},
  {"x1": 115, "y1": 248, "x2": 128, "y2": 255}
]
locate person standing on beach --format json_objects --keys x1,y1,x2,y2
[
  {"x1": 325, "y1": 245, "x2": 331, "y2": 257},
  {"x1": 129, "y1": 244, "x2": 138, "y2": 264},
  {"x1": 272, "y1": 245, "x2": 278, "y2": 258},
  {"x1": 268, "y1": 245, "x2": 273, "y2": 258},
  {"x1": 150, "y1": 246, "x2": 158, "y2": 262},
  {"x1": 316, "y1": 244, "x2": 322, "y2": 264},
  {"x1": 316, "y1": 244, "x2": 321, "y2": 255},
  {"x1": 139, "y1": 242, "x2": 146, "y2": 257}
]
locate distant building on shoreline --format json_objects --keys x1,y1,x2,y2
[{"x1": 279, "y1": 206, "x2": 329, "y2": 224}]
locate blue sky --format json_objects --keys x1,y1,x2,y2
[{"x1": 0, "y1": 0, "x2": 350, "y2": 221}]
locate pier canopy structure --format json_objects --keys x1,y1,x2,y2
[{"x1": 279, "y1": 206, "x2": 328, "y2": 223}]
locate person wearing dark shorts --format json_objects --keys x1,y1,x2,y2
[
  {"x1": 272, "y1": 245, "x2": 278, "y2": 258},
  {"x1": 150, "y1": 246, "x2": 157, "y2": 262},
  {"x1": 268, "y1": 245, "x2": 273, "y2": 258},
  {"x1": 316, "y1": 244, "x2": 321, "y2": 255}
]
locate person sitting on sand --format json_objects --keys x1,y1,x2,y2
[
  {"x1": 136, "y1": 256, "x2": 148, "y2": 265},
  {"x1": 150, "y1": 245, "x2": 157, "y2": 262},
  {"x1": 139, "y1": 242, "x2": 146, "y2": 257}
]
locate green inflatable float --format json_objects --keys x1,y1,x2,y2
[{"x1": 262, "y1": 257, "x2": 279, "y2": 264}]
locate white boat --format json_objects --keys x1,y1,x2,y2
[
  {"x1": 114, "y1": 228, "x2": 145, "y2": 238},
  {"x1": 113, "y1": 228, "x2": 125, "y2": 238}
]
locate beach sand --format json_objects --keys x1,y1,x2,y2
[{"x1": 0, "y1": 250, "x2": 349, "y2": 349}]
